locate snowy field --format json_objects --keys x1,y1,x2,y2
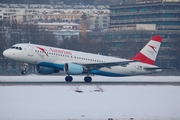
[{"x1": 0, "y1": 75, "x2": 180, "y2": 120}]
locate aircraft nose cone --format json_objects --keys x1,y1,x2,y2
[
  {"x1": 3, "y1": 50, "x2": 10, "y2": 58},
  {"x1": 3, "y1": 50, "x2": 7, "y2": 57}
]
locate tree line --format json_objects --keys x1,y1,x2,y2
[{"x1": 0, "y1": 21, "x2": 180, "y2": 74}]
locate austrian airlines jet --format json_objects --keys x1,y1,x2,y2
[{"x1": 3, "y1": 36, "x2": 163, "y2": 82}]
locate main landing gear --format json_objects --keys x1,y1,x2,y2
[
  {"x1": 65, "y1": 75, "x2": 73, "y2": 82},
  {"x1": 21, "y1": 63, "x2": 28, "y2": 75},
  {"x1": 84, "y1": 76, "x2": 92, "y2": 82},
  {"x1": 65, "y1": 75, "x2": 92, "y2": 83}
]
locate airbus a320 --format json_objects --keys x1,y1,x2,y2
[{"x1": 3, "y1": 36, "x2": 163, "y2": 82}]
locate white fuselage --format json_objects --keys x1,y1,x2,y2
[{"x1": 3, "y1": 43, "x2": 161, "y2": 76}]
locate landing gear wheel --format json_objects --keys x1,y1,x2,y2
[
  {"x1": 21, "y1": 70, "x2": 26, "y2": 75},
  {"x1": 84, "y1": 76, "x2": 92, "y2": 83},
  {"x1": 21, "y1": 63, "x2": 28, "y2": 75},
  {"x1": 65, "y1": 76, "x2": 73, "y2": 82}
]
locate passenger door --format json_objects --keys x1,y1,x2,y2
[{"x1": 28, "y1": 45, "x2": 33, "y2": 56}]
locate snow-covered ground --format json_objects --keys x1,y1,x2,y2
[
  {"x1": 0, "y1": 76, "x2": 180, "y2": 120},
  {"x1": 0, "y1": 75, "x2": 180, "y2": 82}
]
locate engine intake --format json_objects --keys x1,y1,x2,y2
[
  {"x1": 64, "y1": 63, "x2": 83, "y2": 75},
  {"x1": 36, "y1": 66, "x2": 59, "y2": 75}
]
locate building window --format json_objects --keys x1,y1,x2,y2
[
  {"x1": 113, "y1": 10, "x2": 117, "y2": 13},
  {"x1": 103, "y1": 17, "x2": 107, "y2": 19},
  {"x1": 103, "y1": 20, "x2": 107, "y2": 23},
  {"x1": 95, "y1": 24, "x2": 99, "y2": 27},
  {"x1": 103, "y1": 24, "x2": 107, "y2": 28}
]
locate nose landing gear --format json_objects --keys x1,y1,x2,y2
[{"x1": 21, "y1": 63, "x2": 28, "y2": 75}]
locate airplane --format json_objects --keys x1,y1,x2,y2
[{"x1": 3, "y1": 35, "x2": 163, "y2": 82}]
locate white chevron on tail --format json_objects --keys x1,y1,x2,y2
[{"x1": 131, "y1": 36, "x2": 162, "y2": 65}]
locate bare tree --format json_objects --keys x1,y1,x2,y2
[
  {"x1": 0, "y1": 26, "x2": 7, "y2": 72},
  {"x1": 169, "y1": 35, "x2": 180, "y2": 71},
  {"x1": 59, "y1": 36, "x2": 81, "y2": 51},
  {"x1": 126, "y1": 30, "x2": 147, "y2": 58},
  {"x1": 17, "y1": 24, "x2": 57, "y2": 46},
  {"x1": 86, "y1": 18, "x2": 94, "y2": 30},
  {"x1": 107, "y1": 30, "x2": 147, "y2": 58}
]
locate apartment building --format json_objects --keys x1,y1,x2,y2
[
  {"x1": 109, "y1": 1, "x2": 180, "y2": 30},
  {"x1": 0, "y1": 4, "x2": 110, "y2": 30}
]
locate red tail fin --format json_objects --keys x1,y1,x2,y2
[{"x1": 131, "y1": 36, "x2": 162, "y2": 65}]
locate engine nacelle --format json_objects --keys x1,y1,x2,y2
[
  {"x1": 64, "y1": 63, "x2": 83, "y2": 75},
  {"x1": 36, "y1": 66, "x2": 59, "y2": 75}
]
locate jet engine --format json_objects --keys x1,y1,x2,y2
[
  {"x1": 64, "y1": 63, "x2": 83, "y2": 75},
  {"x1": 36, "y1": 66, "x2": 59, "y2": 75}
]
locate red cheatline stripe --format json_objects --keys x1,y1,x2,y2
[
  {"x1": 151, "y1": 36, "x2": 162, "y2": 43},
  {"x1": 131, "y1": 52, "x2": 155, "y2": 65},
  {"x1": 36, "y1": 46, "x2": 49, "y2": 57}
]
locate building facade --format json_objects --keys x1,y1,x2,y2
[
  {"x1": 109, "y1": 2, "x2": 180, "y2": 30},
  {"x1": 0, "y1": 3, "x2": 110, "y2": 30}
]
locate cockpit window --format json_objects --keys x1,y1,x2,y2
[{"x1": 11, "y1": 46, "x2": 22, "y2": 50}]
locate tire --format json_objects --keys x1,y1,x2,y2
[
  {"x1": 21, "y1": 70, "x2": 26, "y2": 75},
  {"x1": 65, "y1": 76, "x2": 73, "y2": 82},
  {"x1": 84, "y1": 76, "x2": 92, "y2": 83}
]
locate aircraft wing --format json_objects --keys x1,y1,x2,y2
[{"x1": 74, "y1": 60, "x2": 138, "y2": 71}]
